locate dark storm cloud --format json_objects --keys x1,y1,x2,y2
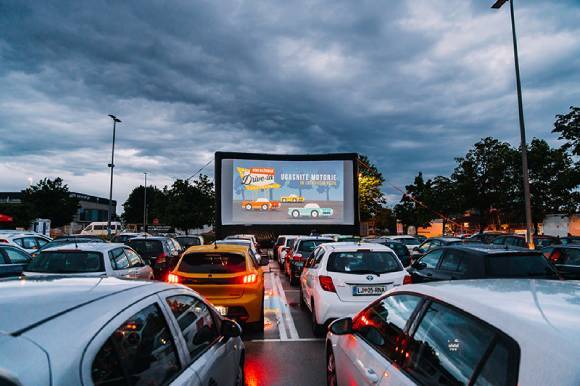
[{"x1": 1, "y1": 0, "x2": 579, "y2": 205}]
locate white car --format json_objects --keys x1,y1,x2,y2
[
  {"x1": 326, "y1": 279, "x2": 580, "y2": 386},
  {"x1": 277, "y1": 235, "x2": 298, "y2": 266},
  {"x1": 0, "y1": 276, "x2": 245, "y2": 385},
  {"x1": 300, "y1": 242, "x2": 411, "y2": 335},
  {"x1": 381, "y1": 235, "x2": 420, "y2": 252},
  {"x1": 0, "y1": 232, "x2": 52, "y2": 253},
  {"x1": 24, "y1": 243, "x2": 154, "y2": 280}
]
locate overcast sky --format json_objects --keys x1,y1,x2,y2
[{"x1": 1, "y1": 0, "x2": 579, "y2": 211}]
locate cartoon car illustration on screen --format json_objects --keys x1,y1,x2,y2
[
  {"x1": 242, "y1": 198, "x2": 281, "y2": 211},
  {"x1": 280, "y1": 194, "x2": 305, "y2": 203},
  {"x1": 288, "y1": 203, "x2": 333, "y2": 218}
]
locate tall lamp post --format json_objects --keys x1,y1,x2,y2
[
  {"x1": 107, "y1": 114, "x2": 121, "y2": 239},
  {"x1": 143, "y1": 172, "x2": 148, "y2": 232},
  {"x1": 491, "y1": 0, "x2": 534, "y2": 249}
]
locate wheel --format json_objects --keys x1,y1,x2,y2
[
  {"x1": 292, "y1": 210, "x2": 300, "y2": 218},
  {"x1": 311, "y1": 210, "x2": 319, "y2": 218},
  {"x1": 261, "y1": 204, "x2": 269, "y2": 211},
  {"x1": 245, "y1": 204, "x2": 252, "y2": 210},
  {"x1": 311, "y1": 300, "x2": 324, "y2": 336},
  {"x1": 299, "y1": 283, "x2": 307, "y2": 309},
  {"x1": 327, "y1": 348, "x2": 337, "y2": 386}
]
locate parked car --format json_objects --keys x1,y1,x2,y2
[
  {"x1": 215, "y1": 239, "x2": 263, "y2": 266},
  {"x1": 560, "y1": 236, "x2": 580, "y2": 245},
  {"x1": 467, "y1": 231, "x2": 506, "y2": 244},
  {"x1": 300, "y1": 242, "x2": 411, "y2": 336},
  {"x1": 285, "y1": 236, "x2": 334, "y2": 285},
  {"x1": 24, "y1": 243, "x2": 154, "y2": 280},
  {"x1": 32, "y1": 236, "x2": 106, "y2": 257},
  {"x1": 542, "y1": 245, "x2": 580, "y2": 280},
  {"x1": 288, "y1": 203, "x2": 333, "y2": 218},
  {"x1": 241, "y1": 198, "x2": 281, "y2": 211},
  {"x1": 326, "y1": 279, "x2": 580, "y2": 386},
  {"x1": 334, "y1": 235, "x2": 361, "y2": 243},
  {"x1": 127, "y1": 236, "x2": 180, "y2": 279},
  {"x1": 0, "y1": 276, "x2": 245, "y2": 386},
  {"x1": 225, "y1": 234, "x2": 258, "y2": 248},
  {"x1": 167, "y1": 244, "x2": 268, "y2": 331},
  {"x1": 0, "y1": 232, "x2": 52, "y2": 254},
  {"x1": 381, "y1": 235, "x2": 420, "y2": 252},
  {"x1": 280, "y1": 194, "x2": 305, "y2": 203},
  {"x1": 407, "y1": 245, "x2": 560, "y2": 283},
  {"x1": 363, "y1": 238, "x2": 411, "y2": 267},
  {"x1": 278, "y1": 235, "x2": 298, "y2": 267},
  {"x1": 0, "y1": 244, "x2": 31, "y2": 278},
  {"x1": 411, "y1": 237, "x2": 465, "y2": 259},
  {"x1": 174, "y1": 235, "x2": 204, "y2": 249},
  {"x1": 492, "y1": 234, "x2": 561, "y2": 249},
  {"x1": 110, "y1": 232, "x2": 150, "y2": 243},
  {"x1": 80, "y1": 221, "x2": 122, "y2": 236}
]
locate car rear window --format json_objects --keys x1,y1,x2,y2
[
  {"x1": 327, "y1": 251, "x2": 402, "y2": 274},
  {"x1": 397, "y1": 238, "x2": 419, "y2": 246},
  {"x1": 386, "y1": 243, "x2": 410, "y2": 257},
  {"x1": 127, "y1": 240, "x2": 163, "y2": 257},
  {"x1": 178, "y1": 252, "x2": 246, "y2": 274},
  {"x1": 176, "y1": 237, "x2": 201, "y2": 247},
  {"x1": 27, "y1": 251, "x2": 104, "y2": 273},
  {"x1": 486, "y1": 254, "x2": 559, "y2": 278},
  {"x1": 298, "y1": 239, "x2": 332, "y2": 253},
  {"x1": 561, "y1": 249, "x2": 580, "y2": 266},
  {"x1": 285, "y1": 238, "x2": 297, "y2": 247}
]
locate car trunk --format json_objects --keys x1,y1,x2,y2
[{"x1": 333, "y1": 270, "x2": 404, "y2": 302}]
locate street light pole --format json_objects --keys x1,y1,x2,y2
[
  {"x1": 492, "y1": 0, "x2": 534, "y2": 249},
  {"x1": 143, "y1": 172, "x2": 148, "y2": 233},
  {"x1": 107, "y1": 114, "x2": 121, "y2": 240}
]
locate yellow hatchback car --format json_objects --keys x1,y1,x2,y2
[{"x1": 167, "y1": 244, "x2": 268, "y2": 331}]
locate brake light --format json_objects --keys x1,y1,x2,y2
[
  {"x1": 167, "y1": 273, "x2": 180, "y2": 284},
  {"x1": 403, "y1": 275, "x2": 413, "y2": 285},
  {"x1": 319, "y1": 275, "x2": 336, "y2": 292},
  {"x1": 0, "y1": 239, "x2": 7, "y2": 243},
  {"x1": 292, "y1": 253, "x2": 303, "y2": 261},
  {"x1": 242, "y1": 273, "x2": 257, "y2": 284}
]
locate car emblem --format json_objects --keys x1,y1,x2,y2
[{"x1": 366, "y1": 275, "x2": 374, "y2": 281}]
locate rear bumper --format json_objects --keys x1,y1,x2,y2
[{"x1": 314, "y1": 291, "x2": 373, "y2": 326}]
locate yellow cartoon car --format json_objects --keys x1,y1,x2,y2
[{"x1": 280, "y1": 194, "x2": 304, "y2": 203}]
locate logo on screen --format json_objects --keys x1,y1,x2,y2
[{"x1": 237, "y1": 167, "x2": 281, "y2": 190}]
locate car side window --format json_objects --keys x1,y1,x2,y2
[
  {"x1": 16, "y1": 237, "x2": 37, "y2": 249},
  {"x1": 91, "y1": 303, "x2": 181, "y2": 386},
  {"x1": 402, "y1": 301, "x2": 498, "y2": 386},
  {"x1": 0, "y1": 252, "x2": 7, "y2": 264},
  {"x1": 418, "y1": 249, "x2": 444, "y2": 269},
  {"x1": 419, "y1": 241, "x2": 431, "y2": 251},
  {"x1": 36, "y1": 237, "x2": 49, "y2": 247},
  {"x1": 165, "y1": 295, "x2": 219, "y2": 360},
  {"x1": 473, "y1": 337, "x2": 519, "y2": 386},
  {"x1": 438, "y1": 250, "x2": 466, "y2": 272},
  {"x1": 354, "y1": 294, "x2": 422, "y2": 362},
  {"x1": 4, "y1": 247, "x2": 30, "y2": 264},
  {"x1": 492, "y1": 237, "x2": 505, "y2": 245},
  {"x1": 109, "y1": 248, "x2": 130, "y2": 270},
  {"x1": 125, "y1": 248, "x2": 143, "y2": 267}
]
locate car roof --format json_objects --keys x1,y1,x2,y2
[
  {"x1": 183, "y1": 244, "x2": 248, "y2": 254},
  {"x1": 41, "y1": 242, "x2": 124, "y2": 253},
  {"x1": 447, "y1": 245, "x2": 541, "y2": 255},
  {"x1": 392, "y1": 280, "x2": 580, "y2": 353},
  {"x1": 322, "y1": 242, "x2": 393, "y2": 252},
  {"x1": 128, "y1": 236, "x2": 168, "y2": 241},
  {"x1": 0, "y1": 276, "x2": 156, "y2": 335}
]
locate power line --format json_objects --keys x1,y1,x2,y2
[{"x1": 185, "y1": 158, "x2": 214, "y2": 182}]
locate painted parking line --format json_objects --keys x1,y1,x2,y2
[
  {"x1": 268, "y1": 270, "x2": 288, "y2": 340},
  {"x1": 273, "y1": 270, "x2": 300, "y2": 340}
]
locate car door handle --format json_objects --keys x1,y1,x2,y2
[{"x1": 364, "y1": 368, "x2": 380, "y2": 384}]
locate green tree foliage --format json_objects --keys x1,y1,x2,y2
[
  {"x1": 0, "y1": 203, "x2": 33, "y2": 228},
  {"x1": 122, "y1": 185, "x2": 167, "y2": 224},
  {"x1": 22, "y1": 178, "x2": 79, "y2": 227},
  {"x1": 553, "y1": 106, "x2": 580, "y2": 157},
  {"x1": 164, "y1": 175, "x2": 215, "y2": 232},
  {"x1": 358, "y1": 154, "x2": 386, "y2": 221},
  {"x1": 373, "y1": 206, "x2": 397, "y2": 234},
  {"x1": 403, "y1": 172, "x2": 435, "y2": 228}
]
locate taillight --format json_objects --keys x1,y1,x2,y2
[
  {"x1": 0, "y1": 239, "x2": 7, "y2": 243},
  {"x1": 292, "y1": 253, "x2": 303, "y2": 261},
  {"x1": 403, "y1": 275, "x2": 413, "y2": 285},
  {"x1": 241, "y1": 273, "x2": 257, "y2": 284},
  {"x1": 319, "y1": 275, "x2": 336, "y2": 292},
  {"x1": 157, "y1": 252, "x2": 167, "y2": 264},
  {"x1": 167, "y1": 273, "x2": 180, "y2": 284}
]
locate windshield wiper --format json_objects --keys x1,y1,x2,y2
[{"x1": 348, "y1": 269, "x2": 381, "y2": 277}]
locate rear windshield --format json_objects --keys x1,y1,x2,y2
[
  {"x1": 298, "y1": 239, "x2": 332, "y2": 253},
  {"x1": 385, "y1": 243, "x2": 410, "y2": 257},
  {"x1": 176, "y1": 237, "x2": 201, "y2": 247},
  {"x1": 127, "y1": 240, "x2": 163, "y2": 257},
  {"x1": 327, "y1": 251, "x2": 402, "y2": 274},
  {"x1": 178, "y1": 252, "x2": 246, "y2": 274},
  {"x1": 397, "y1": 238, "x2": 420, "y2": 246},
  {"x1": 285, "y1": 238, "x2": 297, "y2": 247},
  {"x1": 486, "y1": 254, "x2": 559, "y2": 278},
  {"x1": 27, "y1": 251, "x2": 104, "y2": 273}
]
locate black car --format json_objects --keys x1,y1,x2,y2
[
  {"x1": 285, "y1": 237, "x2": 334, "y2": 285},
  {"x1": 412, "y1": 237, "x2": 465, "y2": 259},
  {"x1": 0, "y1": 245, "x2": 32, "y2": 278},
  {"x1": 542, "y1": 245, "x2": 580, "y2": 279},
  {"x1": 174, "y1": 235, "x2": 203, "y2": 250},
  {"x1": 408, "y1": 245, "x2": 560, "y2": 283},
  {"x1": 492, "y1": 234, "x2": 561, "y2": 250},
  {"x1": 363, "y1": 238, "x2": 411, "y2": 267},
  {"x1": 560, "y1": 236, "x2": 580, "y2": 246},
  {"x1": 467, "y1": 232, "x2": 505, "y2": 244},
  {"x1": 126, "y1": 237, "x2": 180, "y2": 279}
]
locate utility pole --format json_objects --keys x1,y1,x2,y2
[
  {"x1": 107, "y1": 114, "x2": 121, "y2": 239},
  {"x1": 143, "y1": 172, "x2": 148, "y2": 233}
]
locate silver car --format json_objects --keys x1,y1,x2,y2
[
  {"x1": 0, "y1": 276, "x2": 245, "y2": 385},
  {"x1": 23, "y1": 243, "x2": 154, "y2": 280}
]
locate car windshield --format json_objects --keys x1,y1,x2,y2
[
  {"x1": 127, "y1": 240, "x2": 163, "y2": 257},
  {"x1": 535, "y1": 238, "x2": 556, "y2": 248},
  {"x1": 397, "y1": 238, "x2": 420, "y2": 246},
  {"x1": 327, "y1": 251, "x2": 402, "y2": 274},
  {"x1": 40, "y1": 239, "x2": 100, "y2": 251},
  {"x1": 176, "y1": 237, "x2": 201, "y2": 247},
  {"x1": 486, "y1": 254, "x2": 559, "y2": 278},
  {"x1": 178, "y1": 252, "x2": 246, "y2": 274},
  {"x1": 26, "y1": 251, "x2": 104, "y2": 273},
  {"x1": 298, "y1": 239, "x2": 332, "y2": 253}
]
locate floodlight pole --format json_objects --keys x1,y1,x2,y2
[
  {"x1": 143, "y1": 172, "x2": 148, "y2": 232},
  {"x1": 493, "y1": 0, "x2": 534, "y2": 249},
  {"x1": 107, "y1": 115, "x2": 121, "y2": 239}
]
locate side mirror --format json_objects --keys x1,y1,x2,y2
[
  {"x1": 221, "y1": 319, "x2": 242, "y2": 338},
  {"x1": 329, "y1": 317, "x2": 353, "y2": 335}
]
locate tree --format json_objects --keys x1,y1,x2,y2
[
  {"x1": 358, "y1": 155, "x2": 386, "y2": 221},
  {"x1": 0, "y1": 203, "x2": 33, "y2": 228},
  {"x1": 403, "y1": 172, "x2": 436, "y2": 228},
  {"x1": 429, "y1": 176, "x2": 461, "y2": 234},
  {"x1": 553, "y1": 106, "x2": 580, "y2": 157},
  {"x1": 21, "y1": 177, "x2": 79, "y2": 227},
  {"x1": 373, "y1": 206, "x2": 397, "y2": 234},
  {"x1": 164, "y1": 175, "x2": 215, "y2": 232},
  {"x1": 122, "y1": 185, "x2": 167, "y2": 224},
  {"x1": 393, "y1": 199, "x2": 416, "y2": 232}
]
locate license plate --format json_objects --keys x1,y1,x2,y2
[
  {"x1": 215, "y1": 306, "x2": 228, "y2": 316},
  {"x1": 353, "y1": 286, "x2": 386, "y2": 296}
]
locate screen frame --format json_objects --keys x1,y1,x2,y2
[{"x1": 215, "y1": 152, "x2": 360, "y2": 239}]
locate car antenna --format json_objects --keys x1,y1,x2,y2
[{"x1": 213, "y1": 239, "x2": 218, "y2": 249}]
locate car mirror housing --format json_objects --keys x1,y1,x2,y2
[
  {"x1": 329, "y1": 317, "x2": 353, "y2": 335},
  {"x1": 221, "y1": 319, "x2": 242, "y2": 338}
]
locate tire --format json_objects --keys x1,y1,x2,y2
[
  {"x1": 292, "y1": 210, "x2": 300, "y2": 218},
  {"x1": 327, "y1": 348, "x2": 337, "y2": 386},
  {"x1": 261, "y1": 204, "x2": 269, "y2": 211},
  {"x1": 311, "y1": 210, "x2": 319, "y2": 218},
  {"x1": 245, "y1": 204, "x2": 252, "y2": 210},
  {"x1": 311, "y1": 300, "x2": 324, "y2": 336}
]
